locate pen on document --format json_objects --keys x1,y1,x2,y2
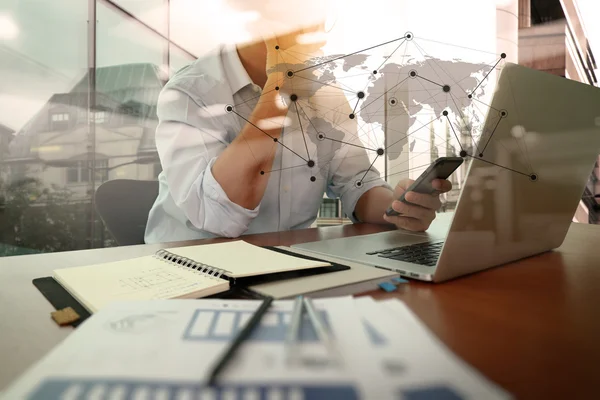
[
  {"x1": 284, "y1": 295, "x2": 304, "y2": 365},
  {"x1": 206, "y1": 296, "x2": 274, "y2": 386}
]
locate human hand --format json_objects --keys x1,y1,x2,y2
[
  {"x1": 264, "y1": 27, "x2": 326, "y2": 84},
  {"x1": 382, "y1": 178, "x2": 452, "y2": 231}
]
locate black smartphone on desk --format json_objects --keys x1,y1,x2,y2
[{"x1": 385, "y1": 156, "x2": 464, "y2": 217}]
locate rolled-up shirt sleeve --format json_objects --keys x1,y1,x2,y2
[
  {"x1": 322, "y1": 97, "x2": 392, "y2": 223},
  {"x1": 155, "y1": 80, "x2": 258, "y2": 238},
  {"x1": 327, "y1": 143, "x2": 392, "y2": 223}
]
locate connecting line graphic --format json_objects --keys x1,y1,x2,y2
[
  {"x1": 361, "y1": 77, "x2": 410, "y2": 111},
  {"x1": 468, "y1": 53, "x2": 507, "y2": 99},
  {"x1": 321, "y1": 135, "x2": 381, "y2": 153},
  {"x1": 294, "y1": 75, "x2": 358, "y2": 95},
  {"x1": 448, "y1": 92, "x2": 477, "y2": 147},
  {"x1": 261, "y1": 164, "x2": 307, "y2": 175},
  {"x1": 229, "y1": 107, "x2": 307, "y2": 163},
  {"x1": 293, "y1": 34, "x2": 411, "y2": 74},
  {"x1": 223, "y1": 32, "x2": 533, "y2": 185},
  {"x1": 465, "y1": 154, "x2": 535, "y2": 180},
  {"x1": 294, "y1": 102, "x2": 311, "y2": 161},
  {"x1": 478, "y1": 110, "x2": 507, "y2": 156},
  {"x1": 373, "y1": 38, "x2": 409, "y2": 73},
  {"x1": 356, "y1": 155, "x2": 380, "y2": 187},
  {"x1": 443, "y1": 111, "x2": 466, "y2": 156}
]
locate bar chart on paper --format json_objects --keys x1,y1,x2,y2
[
  {"x1": 25, "y1": 379, "x2": 359, "y2": 400},
  {"x1": 182, "y1": 308, "x2": 331, "y2": 342}
]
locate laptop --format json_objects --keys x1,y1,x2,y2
[{"x1": 293, "y1": 62, "x2": 600, "y2": 282}]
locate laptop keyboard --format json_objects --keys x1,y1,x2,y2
[{"x1": 366, "y1": 241, "x2": 444, "y2": 267}]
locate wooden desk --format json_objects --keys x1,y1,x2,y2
[{"x1": 1, "y1": 221, "x2": 599, "y2": 399}]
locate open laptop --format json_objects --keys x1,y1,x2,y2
[{"x1": 293, "y1": 62, "x2": 600, "y2": 282}]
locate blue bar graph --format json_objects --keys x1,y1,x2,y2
[
  {"x1": 26, "y1": 378, "x2": 359, "y2": 400},
  {"x1": 182, "y1": 309, "x2": 331, "y2": 342}
]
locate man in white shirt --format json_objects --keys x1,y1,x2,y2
[{"x1": 144, "y1": 28, "x2": 452, "y2": 243}]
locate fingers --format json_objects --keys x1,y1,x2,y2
[
  {"x1": 403, "y1": 191, "x2": 442, "y2": 211},
  {"x1": 390, "y1": 200, "x2": 436, "y2": 223},
  {"x1": 432, "y1": 178, "x2": 452, "y2": 193},
  {"x1": 383, "y1": 213, "x2": 428, "y2": 232},
  {"x1": 393, "y1": 179, "x2": 414, "y2": 197}
]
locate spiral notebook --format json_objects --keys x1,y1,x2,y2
[{"x1": 52, "y1": 241, "x2": 333, "y2": 313}]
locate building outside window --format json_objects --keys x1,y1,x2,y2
[
  {"x1": 319, "y1": 198, "x2": 340, "y2": 218},
  {"x1": 9, "y1": 164, "x2": 27, "y2": 184},
  {"x1": 50, "y1": 113, "x2": 69, "y2": 123},
  {"x1": 91, "y1": 111, "x2": 106, "y2": 124},
  {"x1": 66, "y1": 160, "x2": 109, "y2": 184}
]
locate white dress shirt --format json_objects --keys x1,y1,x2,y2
[{"x1": 144, "y1": 46, "x2": 390, "y2": 243}]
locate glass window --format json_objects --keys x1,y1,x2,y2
[
  {"x1": 51, "y1": 113, "x2": 69, "y2": 122},
  {"x1": 0, "y1": 0, "x2": 89, "y2": 256},
  {"x1": 319, "y1": 198, "x2": 340, "y2": 219},
  {"x1": 91, "y1": 110, "x2": 105, "y2": 124},
  {"x1": 111, "y1": 0, "x2": 168, "y2": 36},
  {"x1": 66, "y1": 163, "x2": 80, "y2": 184}
]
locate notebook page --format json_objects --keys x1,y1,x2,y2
[
  {"x1": 53, "y1": 256, "x2": 229, "y2": 313},
  {"x1": 164, "y1": 241, "x2": 331, "y2": 278}
]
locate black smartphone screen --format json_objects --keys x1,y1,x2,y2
[{"x1": 385, "y1": 157, "x2": 463, "y2": 216}]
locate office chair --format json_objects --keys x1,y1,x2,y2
[{"x1": 95, "y1": 179, "x2": 159, "y2": 246}]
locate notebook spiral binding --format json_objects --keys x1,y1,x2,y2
[{"x1": 154, "y1": 250, "x2": 229, "y2": 280}]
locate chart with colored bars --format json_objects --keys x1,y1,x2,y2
[
  {"x1": 25, "y1": 379, "x2": 358, "y2": 400},
  {"x1": 182, "y1": 308, "x2": 330, "y2": 342},
  {"x1": 25, "y1": 378, "x2": 465, "y2": 400}
]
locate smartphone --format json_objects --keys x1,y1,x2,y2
[{"x1": 385, "y1": 156, "x2": 464, "y2": 217}]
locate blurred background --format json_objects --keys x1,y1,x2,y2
[{"x1": 0, "y1": 0, "x2": 598, "y2": 257}]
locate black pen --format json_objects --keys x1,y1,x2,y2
[{"x1": 206, "y1": 296, "x2": 274, "y2": 386}]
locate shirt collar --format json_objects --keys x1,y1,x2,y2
[{"x1": 221, "y1": 44, "x2": 253, "y2": 95}]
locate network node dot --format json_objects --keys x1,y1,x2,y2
[
  {"x1": 225, "y1": 105, "x2": 233, "y2": 113},
  {"x1": 290, "y1": 94, "x2": 298, "y2": 102},
  {"x1": 349, "y1": 113, "x2": 355, "y2": 119},
  {"x1": 405, "y1": 31, "x2": 414, "y2": 41},
  {"x1": 273, "y1": 138, "x2": 278, "y2": 142},
  {"x1": 373, "y1": 70, "x2": 378, "y2": 75},
  {"x1": 317, "y1": 133, "x2": 325, "y2": 141},
  {"x1": 357, "y1": 91, "x2": 365, "y2": 99},
  {"x1": 500, "y1": 109, "x2": 508, "y2": 118},
  {"x1": 442, "y1": 110, "x2": 449, "y2": 116},
  {"x1": 443, "y1": 85, "x2": 451, "y2": 93},
  {"x1": 409, "y1": 70, "x2": 418, "y2": 78},
  {"x1": 530, "y1": 174, "x2": 538, "y2": 182},
  {"x1": 275, "y1": 86, "x2": 280, "y2": 91},
  {"x1": 310, "y1": 176, "x2": 316, "y2": 182},
  {"x1": 468, "y1": 94, "x2": 473, "y2": 99},
  {"x1": 389, "y1": 97, "x2": 398, "y2": 106},
  {"x1": 478, "y1": 153, "x2": 484, "y2": 158},
  {"x1": 377, "y1": 148, "x2": 384, "y2": 156},
  {"x1": 260, "y1": 170, "x2": 265, "y2": 175},
  {"x1": 286, "y1": 70, "x2": 294, "y2": 78},
  {"x1": 307, "y1": 160, "x2": 315, "y2": 168},
  {"x1": 275, "y1": 45, "x2": 280, "y2": 50},
  {"x1": 459, "y1": 150, "x2": 467, "y2": 158},
  {"x1": 501, "y1": 53, "x2": 507, "y2": 59}
]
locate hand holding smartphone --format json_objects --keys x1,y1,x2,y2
[{"x1": 385, "y1": 157, "x2": 463, "y2": 217}]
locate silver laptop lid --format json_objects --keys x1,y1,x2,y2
[{"x1": 433, "y1": 62, "x2": 600, "y2": 281}]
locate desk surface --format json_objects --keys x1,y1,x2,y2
[{"x1": 1, "y1": 220, "x2": 599, "y2": 398}]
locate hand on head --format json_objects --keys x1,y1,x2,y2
[
  {"x1": 264, "y1": 24, "x2": 327, "y2": 76},
  {"x1": 383, "y1": 178, "x2": 453, "y2": 231}
]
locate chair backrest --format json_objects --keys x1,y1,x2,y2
[{"x1": 95, "y1": 179, "x2": 159, "y2": 246}]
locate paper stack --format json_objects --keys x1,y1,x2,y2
[{"x1": 2, "y1": 297, "x2": 511, "y2": 399}]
